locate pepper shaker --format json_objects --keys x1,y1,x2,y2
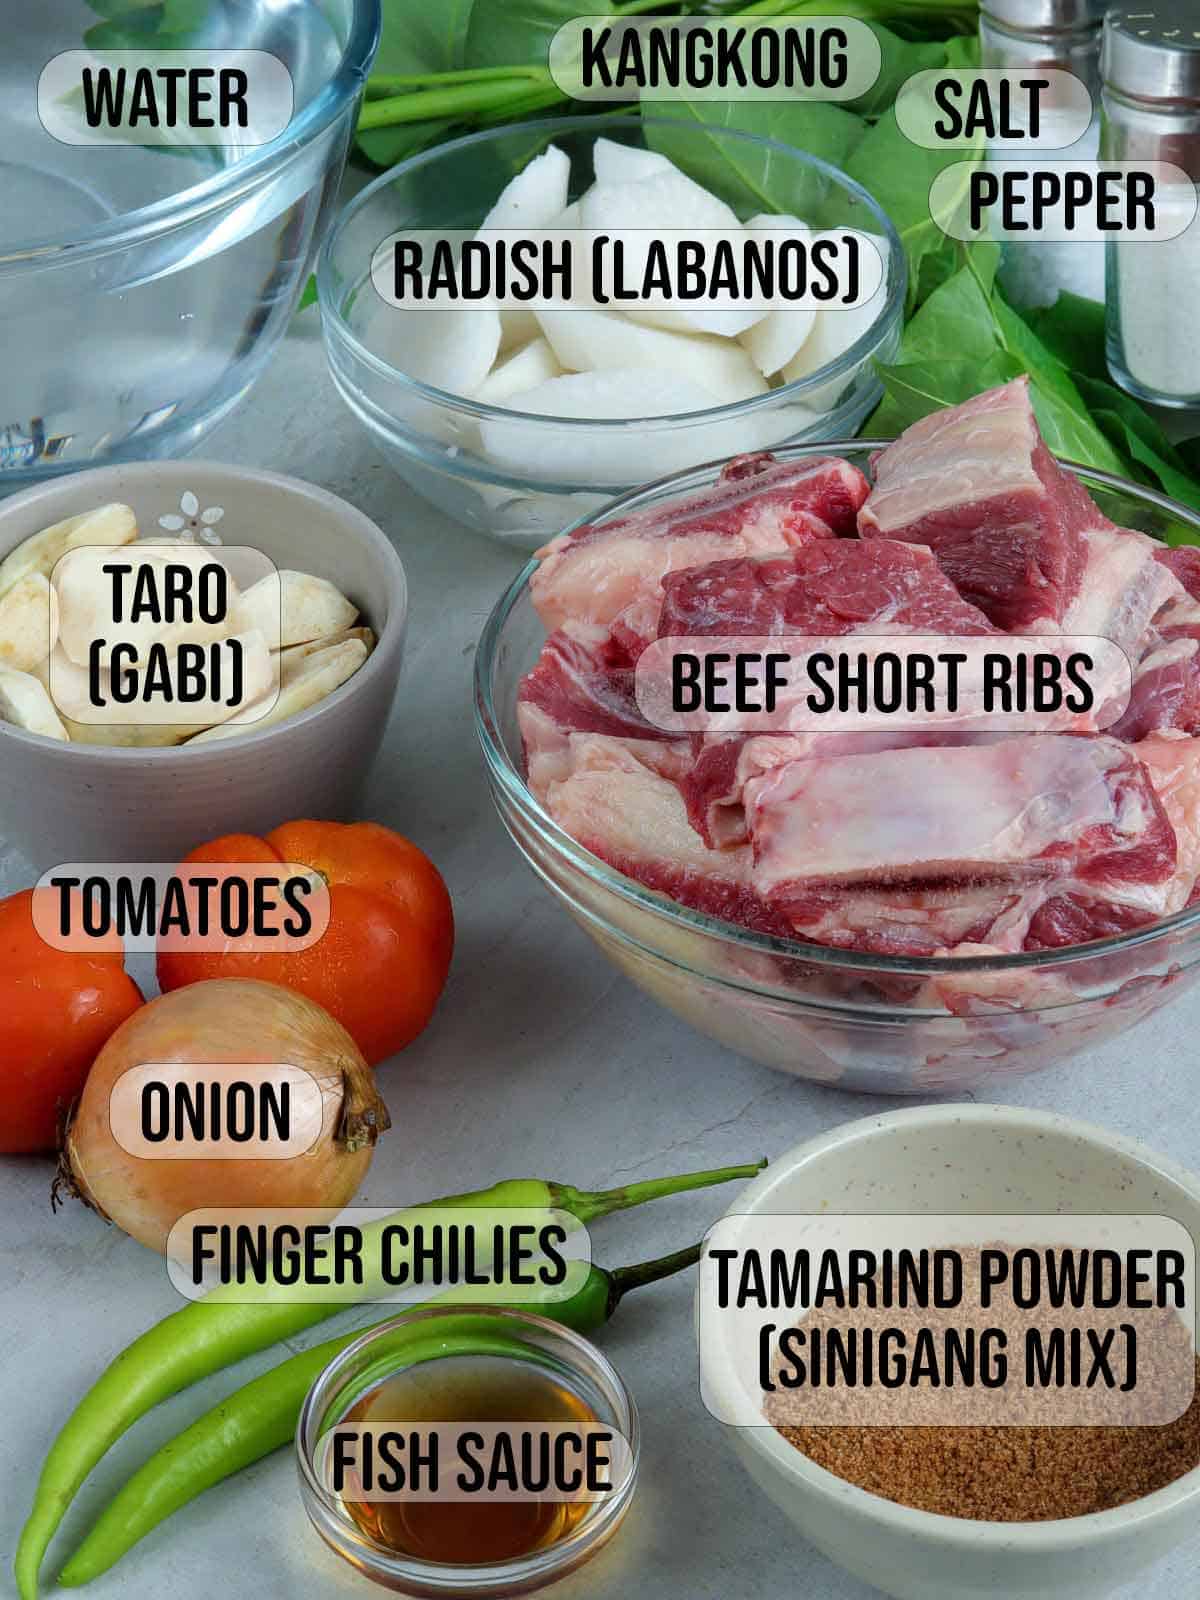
[
  {"x1": 979, "y1": 0, "x2": 1106, "y2": 308},
  {"x1": 1102, "y1": 5, "x2": 1200, "y2": 407}
]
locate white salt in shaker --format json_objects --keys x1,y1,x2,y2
[
  {"x1": 979, "y1": 0, "x2": 1106, "y2": 308},
  {"x1": 1102, "y1": 6, "x2": 1200, "y2": 407}
]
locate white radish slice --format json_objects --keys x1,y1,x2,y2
[
  {"x1": 591, "y1": 137, "x2": 675, "y2": 186},
  {"x1": 0, "y1": 666, "x2": 68, "y2": 741},
  {"x1": 0, "y1": 574, "x2": 58, "y2": 673},
  {"x1": 780, "y1": 232, "x2": 891, "y2": 408},
  {"x1": 54, "y1": 541, "x2": 237, "y2": 668},
  {"x1": 480, "y1": 144, "x2": 570, "y2": 232},
  {"x1": 189, "y1": 638, "x2": 368, "y2": 742},
  {"x1": 625, "y1": 303, "x2": 767, "y2": 339},
  {"x1": 582, "y1": 172, "x2": 764, "y2": 338},
  {"x1": 582, "y1": 170, "x2": 741, "y2": 237},
  {"x1": 371, "y1": 296, "x2": 502, "y2": 397},
  {"x1": 686, "y1": 400, "x2": 827, "y2": 465},
  {"x1": 234, "y1": 570, "x2": 357, "y2": 651},
  {"x1": 741, "y1": 306, "x2": 818, "y2": 378},
  {"x1": 476, "y1": 337, "x2": 563, "y2": 406},
  {"x1": 480, "y1": 370, "x2": 731, "y2": 485},
  {"x1": 554, "y1": 200, "x2": 583, "y2": 229},
  {"x1": 0, "y1": 502, "x2": 136, "y2": 596},
  {"x1": 780, "y1": 298, "x2": 884, "y2": 410},
  {"x1": 737, "y1": 214, "x2": 818, "y2": 377},
  {"x1": 499, "y1": 307, "x2": 542, "y2": 352},
  {"x1": 534, "y1": 308, "x2": 766, "y2": 401}
]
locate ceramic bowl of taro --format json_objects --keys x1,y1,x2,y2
[{"x1": 0, "y1": 460, "x2": 406, "y2": 870}]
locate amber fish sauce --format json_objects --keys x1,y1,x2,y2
[{"x1": 339, "y1": 1354, "x2": 603, "y2": 1565}]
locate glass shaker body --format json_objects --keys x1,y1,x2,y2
[
  {"x1": 979, "y1": 5, "x2": 1104, "y2": 308},
  {"x1": 1102, "y1": 89, "x2": 1200, "y2": 407}
]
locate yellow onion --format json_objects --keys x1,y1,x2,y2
[{"x1": 60, "y1": 978, "x2": 390, "y2": 1255}]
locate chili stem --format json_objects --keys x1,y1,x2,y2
[{"x1": 556, "y1": 1159, "x2": 766, "y2": 1225}]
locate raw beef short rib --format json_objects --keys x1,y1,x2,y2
[
  {"x1": 657, "y1": 537, "x2": 998, "y2": 639},
  {"x1": 744, "y1": 735, "x2": 1174, "y2": 902},
  {"x1": 858, "y1": 378, "x2": 1102, "y2": 630},
  {"x1": 531, "y1": 452, "x2": 868, "y2": 631}
]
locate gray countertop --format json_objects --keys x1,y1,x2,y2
[{"x1": 3, "y1": 317, "x2": 1199, "y2": 1600}]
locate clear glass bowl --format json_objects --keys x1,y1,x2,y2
[
  {"x1": 0, "y1": 0, "x2": 380, "y2": 481},
  {"x1": 318, "y1": 113, "x2": 904, "y2": 548},
  {"x1": 296, "y1": 1307, "x2": 640, "y2": 1598},
  {"x1": 474, "y1": 444, "x2": 1200, "y2": 1095}
]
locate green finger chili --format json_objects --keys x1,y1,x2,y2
[
  {"x1": 16, "y1": 1160, "x2": 761, "y2": 1597},
  {"x1": 59, "y1": 1245, "x2": 701, "y2": 1585}
]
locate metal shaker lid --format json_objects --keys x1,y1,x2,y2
[
  {"x1": 1103, "y1": 7, "x2": 1200, "y2": 105},
  {"x1": 981, "y1": 0, "x2": 1105, "y2": 31}
]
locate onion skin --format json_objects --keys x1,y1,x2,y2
[{"x1": 60, "y1": 979, "x2": 390, "y2": 1256}]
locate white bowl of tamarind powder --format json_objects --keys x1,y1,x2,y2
[{"x1": 697, "y1": 1105, "x2": 1200, "y2": 1600}]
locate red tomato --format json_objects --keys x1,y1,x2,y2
[
  {"x1": 156, "y1": 820, "x2": 454, "y2": 1067},
  {"x1": 0, "y1": 888, "x2": 144, "y2": 1154}
]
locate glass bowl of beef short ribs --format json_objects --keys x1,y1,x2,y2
[{"x1": 475, "y1": 377, "x2": 1200, "y2": 1094}]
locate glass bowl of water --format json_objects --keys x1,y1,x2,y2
[{"x1": 0, "y1": 0, "x2": 380, "y2": 483}]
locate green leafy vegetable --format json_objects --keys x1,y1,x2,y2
[
  {"x1": 845, "y1": 23, "x2": 945, "y2": 117},
  {"x1": 845, "y1": 106, "x2": 980, "y2": 314},
  {"x1": 871, "y1": 244, "x2": 1129, "y2": 478},
  {"x1": 942, "y1": 33, "x2": 981, "y2": 68},
  {"x1": 354, "y1": 0, "x2": 480, "y2": 165},
  {"x1": 466, "y1": 0, "x2": 612, "y2": 69},
  {"x1": 1025, "y1": 293, "x2": 1200, "y2": 511},
  {"x1": 1024, "y1": 291, "x2": 1109, "y2": 381},
  {"x1": 643, "y1": 96, "x2": 866, "y2": 216},
  {"x1": 873, "y1": 352, "x2": 1025, "y2": 425}
]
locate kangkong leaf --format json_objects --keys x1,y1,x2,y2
[
  {"x1": 943, "y1": 33, "x2": 981, "y2": 68},
  {"x1": 1076, "y1": 379, "x2": 1200, "y2": 514},
  {"x1": 890, "y1": 240, "x2": 1000, "y2": 364},
  {"x1": 353, "y1": 0, "x2": 478, "y2": 165},
  {"x1": 643, "y1": 96, "x2": 867, "y2": 218},
  {"x1": 873, "y1": 352, "x2": 1025, "y2": 431},
  {"x1": 1024, "y1": 296, "x2": 1200, "y2": 509},
  {"x1": 466, "y1": 0, "x2": 612, "y2": 69},
  {"x1": 869, "y1": 245, "x2": 1134, "y2": 476},
  {"x1": 845, "y1": 105, "x2": 980, "y2": 314},
  {"x1": 1024, "y1": 292, "x2": 1109, "y2": 381},
  {"x1": 845, "y1": 23, "x2": 945, "y2": 117}
]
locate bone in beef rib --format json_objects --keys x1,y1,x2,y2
[
  {"x1": 858, "y1": 378, "x2": 1105, "y2": 630},
  {"x1": 743, "y1": 735, "x2": 1175, "y2": 903},
  {"x1": 530, "y1": 451, "x2": 868, "y2": 632},
  {"x1": 523, "y1": 721, "x2": 795, "y2": 938}
]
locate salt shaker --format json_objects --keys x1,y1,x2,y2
[
  {"x1": 1102, "y1": 6, "x2": 1200, "y2": 407},
  {"x1": 979, "y1": 0, "x2": 1106, "y2": 308}
]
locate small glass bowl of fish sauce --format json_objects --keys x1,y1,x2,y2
[{"x1": 296, "y1": 1307, "x2": 640, "y2": 1596}]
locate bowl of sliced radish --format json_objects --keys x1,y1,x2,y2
[{"x1": 317, "y1": 113, "x2": 904, "y2": 548}]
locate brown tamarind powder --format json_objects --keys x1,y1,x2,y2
[
  {"x1": 776, "y1": 1357, "x2": 1200, "y2": 1520},
  {"x1": 768, "y1": 1237, "x2": 1200, "y2": 1522}
]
